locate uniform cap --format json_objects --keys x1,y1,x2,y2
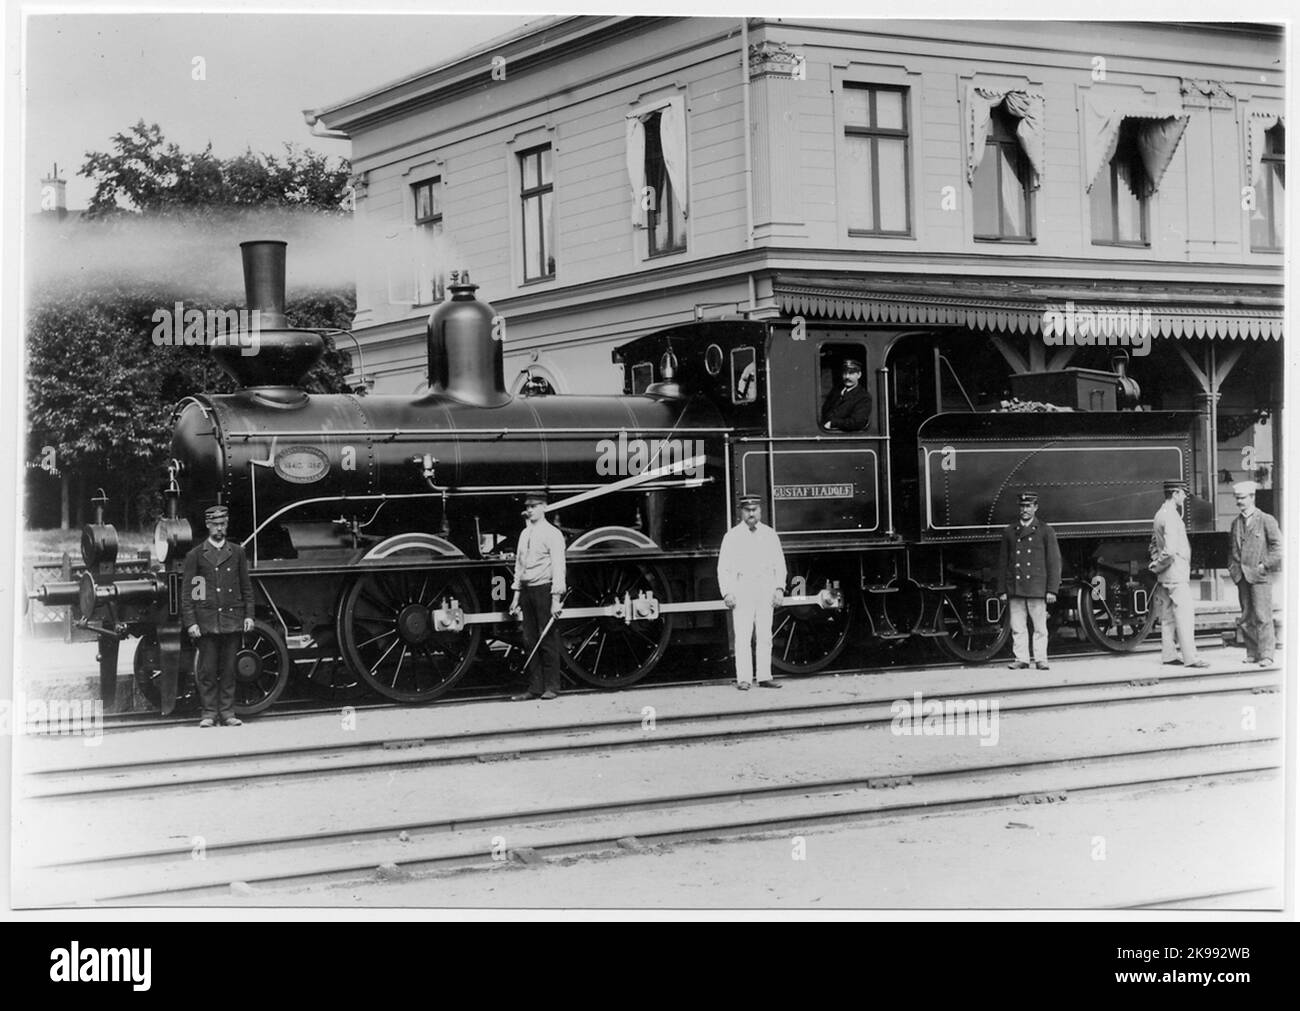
[
  {"x1": 522, "y1": 490, "x2": 549, "y2": 505},
  {"x1": 842, "y1": 359, "x2": 863, "y2": 372},
  {"x1": 737, "y1": 493, "x2": 762, "y2": 507},
  {"x1": 1233, "y1": 480, "x2": 1258, "y2": 496},
  {"x1": 204, "y1": 505, "x2": 229, "y2": 522},
  {"x1": 1017, "y1": 492, "x2": 1038, "y2": 505},
  {"x1": 1163, "y1": 479, "x2": 1187, "y2": 494}
]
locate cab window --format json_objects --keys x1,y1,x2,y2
[
  {"x1": 818, "y1": 342, "x2": 871, "y2": 433},
  {"x1": 631, "y1": 362, "x2": 654, "y2": 394},
  {"x1": 731, "y1": 346, "x2": 758, "y2": 404}
]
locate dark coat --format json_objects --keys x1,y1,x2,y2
[
  {"x1": 1228, "y1": 510, "x2": 1282, "y2": 584},
  {"x1": 180, "y1": 539, "x2": 255, "y2": 634},
  {"x1": 820, "y1": 383, "x2": 872, "y2": 432},
  {"x1": 997, "y1": 518, "x2": 1062, "y2": 598}
]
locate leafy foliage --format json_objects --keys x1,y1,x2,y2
[
  {"x1": 27, "y1": 124, "x2": 355, "y2": 529},
  {"x1": 80, "y1": 120, "x2": 353, "y2": 218}
]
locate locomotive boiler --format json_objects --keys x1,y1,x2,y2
[{"x1": 40, "y1": 239, "x2": 1222, "y2": 714}]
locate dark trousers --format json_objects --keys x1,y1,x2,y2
[
  {"x1": 1236, "y1": 579, "x2": 1275, "y2": 661},
  {"x1": 520, "y1": 583, "x2": 561, "y2": 694},
  {"x1": 195, "y1": 632, "x2": 241, "y2": 719}
]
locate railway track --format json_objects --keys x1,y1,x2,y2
[
  {"x1": 88, "y1": 632, "x2": 1238, "y2": 732},
  {"x1": 14, "y1": 652, "x2": 1283, "y2": 906}
]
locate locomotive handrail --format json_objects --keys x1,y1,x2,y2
[
  {"x1": 222, "y1": 426, "x2": 735, "y2": 439},
  {"x1": 239, "y1": 479, "x2": 716, "y2": 549},
  {"x1": 732, "y1": 434, "x2": 890, "y2": 443}
]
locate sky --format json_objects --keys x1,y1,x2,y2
[
  {"x1": 18, "y1": 2, "x2": 1295, "y2": 212},
  {"x1": 23, "y1": 9, "x2": 537, "y2": 210}
]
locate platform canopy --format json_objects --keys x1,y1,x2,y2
[{"x1": 774, "y1": 278, "x2": 1283, "y2": 341}]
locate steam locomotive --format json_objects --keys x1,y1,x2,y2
[{"x1": 34, "y1": 240, "x2": 1221, "y2": 714}]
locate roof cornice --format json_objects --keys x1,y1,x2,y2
[{"x1": 305, "y1": 15, "x2": 648, "y2": 137}]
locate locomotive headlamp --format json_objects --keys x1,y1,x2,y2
[
  {"x1": 80, "y1": 523, "x2": 118, "y2": 569},
  {"x1": 80, "y1": 489, "x2": 118, "y2": 568},
  {"x1": 153, "y1": 517, "x2": 194, "y2": 564}
]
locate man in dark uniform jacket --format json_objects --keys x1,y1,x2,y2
[
  {"x1": 820, "y1": 359, "x2": 872, "y2": 432},
  {"x1": 997, "y1": 491, "x2": 1061, "y2": 670},
  {"x1": 181, "y1": 505, "x2": 255, "y2": 727}
]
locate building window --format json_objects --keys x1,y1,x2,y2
[
  {"x1": 519, "y1": 145, "x2": 555, "y2": 280},
  {"x1": 1091, "y1": 120, "x2": 1150, "y2": 246},
  {"x1": 644, "y1": 111, "x2": 687, "y2": 255},
  {"x1": 1251, "y1": 123, "x2": 1285, "y2": 252},
  {"x1": 627, "y1": 99, "x2": 688, "y2": 257},
  {"x1": 843, "y1": 84, "x2": 910, "y2": 235},
  {"x1": 412, "y1": 178, "x2": 445, "y2": 304},
  {"x1": 973, "y1": 105, "x2": 1034, "y2": 241}
]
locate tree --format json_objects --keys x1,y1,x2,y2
[
  {"x1": 27, "y1": 124, "x2": 356, "y2": 531},
  {"x1": 80, "y1": 120, "x2": 352, "y2": 218}
]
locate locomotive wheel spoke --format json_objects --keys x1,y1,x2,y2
[
  {"x1": 339, "y1": 567, "x2": 481, "y2": 703},
  {"x1": 1077, "y1": 583, "x2": 1156, "y2": 653},
  {"x1": 232, "y1": 620, "x2": 291, "y2": 717},
  {"x1": 931, "y1": 592, "x2": 1009, "y2": 664},
  {"x1": 771, "y1": 565, "x2": 851, "y2": 675},
  {"x1": 559, "y1": 562, "x2": 673, "y2": 689}
]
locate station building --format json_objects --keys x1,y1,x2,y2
[{"x1": 305, "y1": 17, "x2": 1285, "y2": 592}]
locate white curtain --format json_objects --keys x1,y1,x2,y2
[
  {"x1": 1134, "y1": 116, "x2": 1190, "y2": 197},
  {"x1": 1248, "y1": 112, "x2": 1285, "y2": 185},
  {"x1": 657, "y1": 100, "x2": 688, "y2": 219},
  {"x1": 967, "y1": 86, "x2": 1045, "y2": 189},
  {"x1": 625, "y1": 115, "x2": 646, "y2": 226},
  {"x1": 1085, "y1": 94, "x2": 1189, "y2": 195}
]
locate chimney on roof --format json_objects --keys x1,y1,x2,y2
[{"x1": 40, "y1": 164, "x2": 67, "y2": 219}]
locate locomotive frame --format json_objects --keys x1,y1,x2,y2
[{"x1": 37, "y1": 241, "x2": 1222, "y2": 713}]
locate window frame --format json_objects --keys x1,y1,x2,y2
[
  {"x1": 518, "y1": 144, "x2": 556, "y2": 282},
  {"x1": 817, "y1": 341, "x2": 871, "y2": 434},
  {"x1": 1090, "y1": 120, "x2": 1151, "y2": 248},
  {"x1": 411, "y1": 176, "x2": 446, "y2": 305},
  {"x1": 843, "y1": 83, "x2": 912, "y2": 238},
  {"x1": 972, "y1": 104, "x2": 1036, "y2": 243},
  {"x1": 644, "y1": 109, "x2": 687, "y2": 257},
  {"x1": 730, "y1": 347, "x2": 758, "y2": 405},
  {"x1": 1251, "y1": 123, "x2": 1285, "y2": 253}
]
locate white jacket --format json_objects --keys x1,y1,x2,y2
[{"x1": 718, "y1": 521, "x2": 787, "y2": 598}]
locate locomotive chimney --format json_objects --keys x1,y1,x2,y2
[
  {"x1": 240, "y1": 239, "x2": 289, "y2": 329},
  {"x1": 425, "y1": 271, "x2": 510, "y2": 407},
  {"x1": 211, "y1": 240, "x2": 324, "y2": 395}
]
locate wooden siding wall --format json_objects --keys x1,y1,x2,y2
[{"x1": 340, "y1": 18, "x2": 1281, "y2": 396}]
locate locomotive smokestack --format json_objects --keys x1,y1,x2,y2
[
  {"x1": 240, "y1": 240, "x2": 289, "y2": 329},
  {"x1": 211, "y1": 240, "x2": 323, "y2": 394},
  {"x1": 425, "y1": 271, "x2": 510, "y2": 407}
]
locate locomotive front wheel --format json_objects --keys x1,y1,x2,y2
[
  {"x1": 338, "y1": 569, "x2": 482, "y2": 703},
  {"x1": 232, "y1": 620, "x2": 292, "y2": 716},
  {"x1": 560, "y1": 562, "x2": 673, "y2": 689},
  {"x1": 132, "y1": 632, "x2": 199, "y2": 713},
  {"x1": 771, "y1": 566, "x2": 853, "y2": 675},
  {"x1": 931, "y1": 591, "x2": 1011, "y2": 664},
  {"x1": 1076, "y1": 581, "x2": 1157, "y2": 652}
]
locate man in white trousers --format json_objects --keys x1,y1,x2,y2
[
  {"x1": 718, "y1": 493, "x2": 788, "y2": 690},
  {"x1": 1150, "y1": 479, "x2": 1208, "y2": 668}
]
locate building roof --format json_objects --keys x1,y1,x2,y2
[{"x1": 304, "y1": 14, "x2": 606, "y2": 136}]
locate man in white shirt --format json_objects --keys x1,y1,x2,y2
[
  {"x1": 1150, "y1": 479, "x2": 1207, "y2": 668},
  {"x1": 717, "y1": 493, "x2": 787, "y2": 690},
  {"x1": 509, "y1": 490, "x2": 567, "y2": 700}
]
